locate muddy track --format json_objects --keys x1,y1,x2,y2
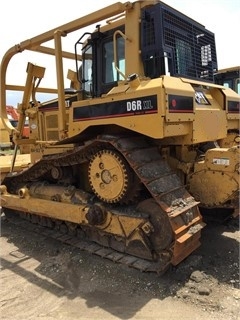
[
  {"x1": 4, "y1": 211, "x2": 170, "y2": 273},
  {"x1": 1, "y1": 134, "x2": 204, "y2": 273}
]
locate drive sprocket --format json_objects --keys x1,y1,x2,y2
[{"x1": 88, "y1": 149, "x2": 132, "y2": 203}]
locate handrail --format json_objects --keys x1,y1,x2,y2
[{"x1": 0, "y1": 2, "x2": 132, "y2": 134}]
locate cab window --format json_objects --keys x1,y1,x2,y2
[{"x1": 103, "y1": 37, "x2": 125, "y2": 83}]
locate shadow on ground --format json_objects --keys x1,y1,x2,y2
[{"x1": 0, "y1": 213, "x2": 239, "y2": 319}]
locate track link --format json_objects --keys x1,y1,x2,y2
[
  {"x1": 101, "y1": 135, "x2": 205, "y2": 264},
  {"x1": 1, "y1": 134, "x2": 205, "y2": 271},
  {"x1": 3, "y1": 212, "x2": 170, "y2": 273}
]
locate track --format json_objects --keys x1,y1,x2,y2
[
  {"x1": 3, "y1": 211, "x2": 171, "y2": 273},
  {"x1": 1, "y1": 134, "x2": 205, "y2": 273}
]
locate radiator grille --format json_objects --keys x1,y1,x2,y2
[{"x1": 46, "y1": 115, "x2": 58, "y2": 128}]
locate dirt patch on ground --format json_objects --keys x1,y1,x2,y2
[{"x1": 0, "y1": 213, "x2": 239, "y2": 320}]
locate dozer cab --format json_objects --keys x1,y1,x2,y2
[
  {"x1": 0, "y1": 1, "x2": 239, "y2": 273},
  {"x1": 214, "y1": 66, "x2": 240, "y2": 94}
]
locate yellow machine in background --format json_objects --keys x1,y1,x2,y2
[
  {"x1": 0, "y1": 105, "x2": 30, "y2": 179},
  {"x1": 0, "y1": 118, "x2": 11, "y2": 151},
  {"x1": 215, "y1": 66, "x2": 240, "y2": 94},
  {"x1": 214, "y1": 66, "x2": 240, "y2": 148},
  {"x1": 0, "y1": 1, "x2": 239, "y2": 273}
]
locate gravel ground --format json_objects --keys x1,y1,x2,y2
[{"x1": 0, "y1": 213, "x2": 239, "y2": 320}]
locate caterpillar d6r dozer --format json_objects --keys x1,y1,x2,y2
[{"x1": 0, "y1": 1, "x2": 239, "y2": 273}]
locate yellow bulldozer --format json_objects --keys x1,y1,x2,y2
[
  {"x1": 0, "y1": 1, "x2": 239, "y2": 273},
  {"x1": 214, "y1": 66, "x2": 240, "y2": 94}
]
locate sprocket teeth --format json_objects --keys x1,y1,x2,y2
[{"x1": 88, "y1": 149, "x2": 129, "y2": 203}]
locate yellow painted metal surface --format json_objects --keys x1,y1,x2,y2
[
  {"x1": 189, "y1": 146, "x2": 239, "y2": 206},
  {"x1": 0, "y1": 154, "x2": 31, "y2": 181},
  {"x1": 0, "y1": 1, "x2": 239, "y2": 271}
]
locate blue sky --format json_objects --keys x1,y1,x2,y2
[{"x1": 1, "y1": 0, "x2": 239, "y2": 106}]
